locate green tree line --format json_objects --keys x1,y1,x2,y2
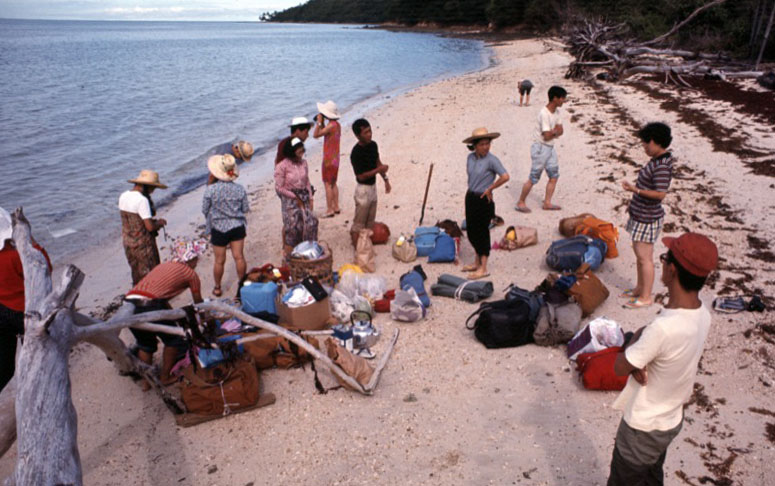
[{"x1": 264, "y1": 0, "x2": 774, "y2": 60}]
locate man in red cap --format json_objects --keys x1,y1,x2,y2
[{"x1": 608, "y1": 232, "x2": 719, "y2": 485}]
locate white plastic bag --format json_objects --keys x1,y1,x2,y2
[
  {"x1": 352, "y1": 295, "x2": 373, "y2": 317},
  {"x1": 357, "y1": 275, "x2": 387, "y2": 301},
  {"x1": 567, "y1": 317, "x2": 624, "y2": 361},
  {"x1": 337, "y1": 271, "x2": 360, "y2": 300},
  {"x1": 330, "y1": 289, "x2": 354, "y2": 324}
]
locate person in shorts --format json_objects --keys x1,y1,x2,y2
[
  {"x1": 609, "y1": 232, "x2": 718, "y2": 485},
  {"x1": 349, "y1": 118, "x2": 391, "y2": 246},
  {"x1": 202, "y1": 154, "x2": 248, "y2": 296},
  {"x1": 518, "y1": 79, "x2": 533, "y2": 106},
  {"x1": 516, "y1": 85, "x2": 567, "y2": 212},
  {"x1": 621, "y1": 122, "x2": 674, "y2": 308}
]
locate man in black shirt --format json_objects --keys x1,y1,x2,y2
[{"x1": 350, "y1": 118, "x2": 390, "y2": 245}]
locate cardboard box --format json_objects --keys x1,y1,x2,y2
[{"x1": 275, "y1": 296, "x2": 331, "y2": 331}]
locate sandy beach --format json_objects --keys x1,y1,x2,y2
[{"x1": 2, "y1": 37, "x2": 774, "y2": 485}]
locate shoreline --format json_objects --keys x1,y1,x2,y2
[{"x1": 3, "y1": 37, "x2": 774, "y2": 485}]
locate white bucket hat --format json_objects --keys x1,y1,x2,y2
[
  {"x1": 289, "y1": 116, "x2": 312, "y2": 128},
  {"x1": 316, "y1": 100, "x2": 340, "y2": 120},
  {"x1": 0, "y1": 207, "x2": 12, "y2": 243}
]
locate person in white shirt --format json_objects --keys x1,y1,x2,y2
[
  {"x1": 516, "y1": 85, "x2": 567, "y2": 213},
  {"x1": 608, "y1": 232, "x2": 719, "y2": 485},
  {"x1": 119, "y1": 170, "x2": 168, "y2": 284}
]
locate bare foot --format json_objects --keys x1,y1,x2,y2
[
  {"x1": 515, "y1": 204, "x2": 532, "y2": 213},
  {"x1": 542, "y1": 204, "x2": 562, "y2": 211}
]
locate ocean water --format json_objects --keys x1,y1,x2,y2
[{"x1": 0, "y1": 19, "x2": 487, "y2": 259}]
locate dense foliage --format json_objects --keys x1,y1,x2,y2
[{"x1": 264, "y1": 0, "x2": 774, "y2": 59}]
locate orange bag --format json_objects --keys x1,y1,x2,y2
[
  {"x1": 559, "y1": 213, "x2": 594, "y2": 238},
  {"x1": 574, "y1": 216, "x2": 619, "y2": 258},
  {"x1": 370, "y1": 222, "x2": 391, "y2": 245}
]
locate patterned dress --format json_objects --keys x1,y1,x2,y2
[
  {"x1": 121, "y1": 210, "x2": 160, "y2": 285},
  {"x1": 321, "y1": 120, "x2": 341, "y2": 184},
  {"x1": 275, "y1": 158, "x2": 318, "y2": 247}
]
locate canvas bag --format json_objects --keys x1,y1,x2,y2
[
  {"x1": 242, "y1": 334, "x2": 317, "y2": 370},
  {"x1": 465, "y1": 299, "x2": 535, "y2": 349},
  {"x1": 567, "y1": 264, "x2": 609, "y2": 317},
  {"x1": 532, "y1": 301, "x2": 583, "y2": 346},
  {"x1": 392, "y1": 234, "x2": 417, "y2": 263},
  {"x1": 390, "y1": 287, "x2": 426, "y2": 322},
  {"x1": 355, "y1": 228, "x2": 376, "y2": 273},
  {"x1": 576, "y1": 346, "x2": 628, "y2": 391},
  {"x1": 575, "y1": 216, "x2": 619, "y2": 259},
  {"x1": 325, "y1": 338, "x2": 374, "y2": 391},
  {"x1": 559, "y1": 213, "x2": 595, "y2": 238},
  {"x1": 504, "y1": 284, "x2": 544, "y2": 323},
  {"x1": 414, "y1": 226, "x2": 441, "y2": 257},
  {"x1": 499, "y1": 225, "x2": 539, "y2": 250},
  {"x1": 428, "y1": 232, "x2": 456, "y2": 263},
  {"x1": 545, "y1": 235, "x2": 607, "y2": 272},
  {"x1": 435, "y1": 219, "x2": 463, "y2": 238},
  {"x1": 181, "y1": 356, "x2": 260, "y2": 416}
]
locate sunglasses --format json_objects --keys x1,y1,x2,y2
[{"x1": 659, "y1": 252, "x2": 672, "y2": 264}]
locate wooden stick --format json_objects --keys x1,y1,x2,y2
[
  {"x1": 419, "y1": 163, "x2": 434, "y2": 226},
  {"x1": 364, "y1": 328, "x2": 399, "y2": 392}
]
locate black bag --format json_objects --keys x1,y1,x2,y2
[
  {"x1": 545, "y1": 235, "x2": 607, "y2": 272},
  {"x1": 504, "y1": 284, "x2": 544, "y2": 323},
  {"x1": 465, "y1": 299, "x2": 535, "y2": 349},
  {"x1": 301, "y1": 276, "x2": 328, "y2": 301}
]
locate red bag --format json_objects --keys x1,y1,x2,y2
[
  {"x1": 370, "y1": 222, "x2": 391, "y2": 245},
  {"x1": 576, "y1": 346, "x2": 628, "y2": 391},
  {"x1": 373, "y1": 289, "x2": 396, "y2": 313}
]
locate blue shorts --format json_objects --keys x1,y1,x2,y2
[{"x1": 529, "y1": 142, "x2": 559, "y2": 184}]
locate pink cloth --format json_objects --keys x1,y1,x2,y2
[{"x1": 275, "y1": 157, "x2": 312, "y2": 199}]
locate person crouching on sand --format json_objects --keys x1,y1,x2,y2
[
  {"x1": 275, "y1": 137, "x2": 318, "y2": 257},
  {"x1": 202, "y1": 154, "x2": 248, "y2": 297},
  {"x1": 125, "y1": 238, "x2": 206, "y2": 387},
  {"x1": 313, "y1": 100, "x2": 342, "y2": 218},
  {"x1": 461, "y1": 127, "x2": 510, "y2": 280},
  {"x1": 620, "y1": 122, "x2": 674, "y2": 309},
  {"x1": 119, "y1": 170, "x2": 168, "y2": 285}
]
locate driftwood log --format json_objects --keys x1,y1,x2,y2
[
  {"x1": 2, "y1": 208, "x2": 398, "y2": 485},
  {"x1": 565, "y1": 0, "x2": 765, "y2": 85}
]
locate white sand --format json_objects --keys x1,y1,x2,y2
[{"x1": 2, "y1": 38, "x2": 774, "y2": 485}]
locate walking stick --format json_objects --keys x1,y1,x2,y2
[{"x1": 419, "y1": 163, "x2": 434, "y2": 225}]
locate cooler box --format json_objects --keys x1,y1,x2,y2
[{"x1": 241, "y1": 281, "x2": 278, "y2": 315}]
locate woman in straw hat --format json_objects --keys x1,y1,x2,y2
[
  {"x1": 202, "y1": 154, "x2": 249, "y2": 297},
  {"x1": 119, "y1": 170, "x2": 168, "y2": 285},
  {"x1": 461, "y1": 128, "x2": 510, "y2": 280},
  {"x1": 275, "y1": 137, "x2": 318, "y2": 257},
  {"x1": 313, "y1": 100, "x2": 342, "y2": 217}
]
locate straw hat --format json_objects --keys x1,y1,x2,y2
[
  {"x1": 169, "y1": 237, "x2": 209, "y2": 263},
  {"x1": 0, "y1": 207, "x2": 12, "y2": 243},
  {"x1": 128, "y1": 170, "x2": 168, "y2": 189},
  {"x1": 316, "y1": 100, "x2": 340, "y2": 120},
  {"x1": 208, "y1": 154, "x2": 239, "y2": 182},
  {"x1": 234, "y1": 141, "x2": 254, "y2": 161},
  {"x1": 289, "y1": 116, "x2": 312, "y2": 128},
  {"x1": 462, "y1": 127, "x2": 501, "y2": 144}
]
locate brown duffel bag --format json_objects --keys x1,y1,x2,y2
[
  {"x1": 181, "y1": 356, "x2": 260, "y2": 416},
  {"x1": 567, "y1": 264, "x2": 609, "y2": 317},
  {"x1": 242, "y1": 334, "x2": 316, "y2": 370},
  {"x1": 558, "y1": 213, "x2": 595, "y2": 238}
]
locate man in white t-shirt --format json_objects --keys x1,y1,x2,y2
[
  {"x1": 516, "y1": 85, "x2": 567, "y2": 213},
  {"x1": 608, "y1": 232, "x2": 719, "y2": 485}
]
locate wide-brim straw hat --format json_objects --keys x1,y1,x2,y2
[
  {"x1": 208, "y1": 154, "x2": 239, "y2": 182},
  {"x1": 317, "y1": 100, "x2": 340, "y2": 120},
  {"x1": 0, "y1": 207, "x2": 12, "y2": 243},
  {"x1": 462, "y1": 127, "x2": 501, "y2": 144},
  {"x1": 128, "y1": 169, "x2": 168, "y2": 189},
  {"x1": 234, "y1": 141, "x2": 254, "y2": 161}
]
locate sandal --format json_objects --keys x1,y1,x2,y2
[
  {"x1": 624, "y1": 298, "x2": 652, "y2": 309},
  {"x1": 620, "y1": 289, "x2": 637, "y2": 298},
  {"x1": 322, "y1": 212, "x2": 335, "y2": 218},
  {"x1": 468, "y1": 271, "x2": 491, "y2": 281},
  {"x1": 462, "y1": 264, "x2": 479, "y2": 272},
  {"x1": 515, "y1": 205, "x2": 532, "y2": 214},
  {"x1": 212, "y1": 286, "x2": 223, "y2": 297},
  {"x1": 542, "y1": 204, "x2": 562, "y2": 211}
]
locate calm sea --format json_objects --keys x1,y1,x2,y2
[{"x1": 0, "y1": 19, "x2": 487, "y2": 260}]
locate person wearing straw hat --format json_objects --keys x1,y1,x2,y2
[
  {"x1": 0, "y1": 206, "x2": 52, "y2": 392},
  {"x1": 125, "y1": 238, "x2": 206, "y2": 387},
  {"x1": 275, "y1": 137, "x2": 318, "y2": 257},
  {"x1": 313, "y1": 100, "x2": 342, "y2": 218},
  {"x1": 119, "y1": 170, "x2": 168, "y2": 285},
  {"x1": 461, "y1": 128, "x2": 510, "y2": 280},
  {"x1": 203, "y1": 154, "x2": 249, "y2": 297},
  {"x1": 275, "y1": 116, "x2": 313, "y2": 165}
]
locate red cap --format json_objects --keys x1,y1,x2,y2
[{"x1": 662, "y1": 233, "x2": 718, "y2": 277}]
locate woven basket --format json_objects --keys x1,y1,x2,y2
[{"x1": 287, "y1": 241, "x2": 334, "y2": 286}]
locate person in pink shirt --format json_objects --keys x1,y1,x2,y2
[{"x1": 274, "y1": 138, "x2": 318, "y2": 257}]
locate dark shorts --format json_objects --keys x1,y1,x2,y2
[
  {"x1": 211, "y1": 225, "x2": 246, "y2": 247},
  {"x1": 519, "y1": 86, "x2": 533, "y2": 95},
  {"x1": 126, "y1": 298, "x2": 187, "y2": 355}
]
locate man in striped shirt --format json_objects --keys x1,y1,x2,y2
[{"x1": 125, "y1": 239, "x2": 206, "y2": 385}]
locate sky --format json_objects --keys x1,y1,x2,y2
[{"x1": 0, "y1": 1, "x2": 306, "y2": 21}]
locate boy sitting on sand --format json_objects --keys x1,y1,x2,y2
[{"x1": 349, "y1": 118, "x2": 391, "y2": 246}]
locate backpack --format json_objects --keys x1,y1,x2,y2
[
  {"x1": 558, "y1": 213, "x2": 594, "y2": 238},
  {"x1": 576, "y1": 346, "x2": 627, "y2": 391},
  {"x1": 400, "y1": 264, "x2": 430, "y2": 308},
  {"x1": 533, "y1": 301, "x2": 583, "y2": 346},
  {"x1": 428, "y1": 233, "x2": 456, "y2": 263},
  {"x1": 504, "y1": 284, "x2": 544, "y2": 323},
  {"x1": 465, "y1": 299, "x2": 535, "y2": 349},
  {"x1": 181, "y1": 356, "x2": 260, "y2": 416},
  {"x1": 574, "y1": 216, "x2": 619, "y2": 258},
  {"x1": 545, "y1": 235, "x2": 607, "y2": 272},
  {"x1": 566, "y1": 264, "x2": 609, "y2": 317},
  {"x1": 414, "y1": 226, "x2": 440, "y2": 257}
]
